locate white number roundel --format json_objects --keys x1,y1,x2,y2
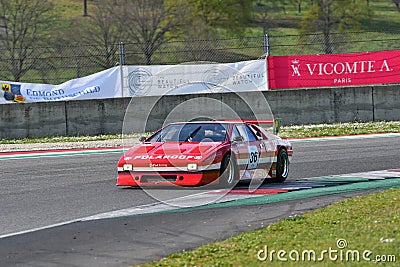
[{"x1": 247, "y1": 146, "x2": 259, "y2": 169}]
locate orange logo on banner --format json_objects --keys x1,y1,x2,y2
[{"x1": 14, "y1": 95, "x2": 25, "y2": 102}]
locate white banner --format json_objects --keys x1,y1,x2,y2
[
  {"x1": 0, "y1": 67, "x2": 121, "y2": 104},
  {"x1": 122, "y1": 59, "x2": 267, "y2": 96},
  {"x1": 1, "y1": 59, "x2": 268, "y2": 104}
]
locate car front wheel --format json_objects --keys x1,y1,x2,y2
[{"x1": 220, "y1": 154, "x2": 238, "y2": 187}]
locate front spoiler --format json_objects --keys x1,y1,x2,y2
[{"x1": 117, "y1": 170, "x2": 220, "y2": 187}]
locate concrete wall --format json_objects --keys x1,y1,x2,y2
[
  {"x1": 0, "y1": 85, "x2": 399, "y2": 139},
  {"x1": 266, "y1": 86, "x2": 375, "y2": 125},
  {"x1": 373, "y1": 84, "x2": 400, "y2": 121}
]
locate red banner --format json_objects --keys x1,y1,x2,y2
[{"x1": 267, "y1": 50, "x2": 400, "y2": 89}]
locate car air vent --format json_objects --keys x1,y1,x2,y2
[{"x1": 141, "y1": 175, "x2": 177, "y2": 183}]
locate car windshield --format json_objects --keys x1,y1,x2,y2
[{"x1": 147, "y1": 123, "x2": 229, "y2": 142}]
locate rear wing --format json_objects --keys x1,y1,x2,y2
[{"x1": 225, "y1": 119, "x2": 283, "y2": 135}]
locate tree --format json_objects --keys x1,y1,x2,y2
[
  {"x1": 186, "y1": 0, "x2": 252, "y2": 36},
  {"x1": 294, "y1": 0, "x2": 302, "y2": 13},
  {"x1": 300, "y1": 0, "x2": 372, "y2": 54},
  {"x1": 80, "y1": 0, "x2": 126, "y2": 68},
  {"x1": 0, "y1": 0, "x2": 54, "y2": 81},
  {"x1": 122, "y1": 0, "x2": 185, "y2": 65},
  {"x1": 392, "y1": 0, "x2": 400, "y2": 12},
  {"x1": 83, "y1": 0, "x2": 88, "y2": 16},
  {"x1": 253, "y1": 0, "x2": 287, "y2": 36}
]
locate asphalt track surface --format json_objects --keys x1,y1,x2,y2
[{"x1": 0, "y1": 136, "x2": 399, "y2": 266}]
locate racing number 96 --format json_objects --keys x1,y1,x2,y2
[
  {"x1": 249, "y1": 151, "x2": 258, "y2": 164},
  {"x1": 247, "y1": 146, "x2": 260, "y2": 169}
]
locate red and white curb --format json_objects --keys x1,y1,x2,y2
[
  {"x1": 0, "y1": 147, "x2": 125, "y2": 160},
  {"x1": 289, "y1": 132, "x2": 400, "y2": 143}
]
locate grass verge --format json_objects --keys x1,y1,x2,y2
[
  {"x1": 278, "y1": 121, "x2": 400, "y2": 139},
  {"x1": 140, "y1": 188, "x2": 400, "y2": 267},
  {"x1": 0, "y1": 121, "x2": 399, "y2": 145},
  {"x1": 0, "y1": 133, "x2": 142, "y2": 145}
]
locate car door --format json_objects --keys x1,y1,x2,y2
[
  {"x1": 249, "y1": 124, "x2": 274, "y2": 170},
  {"x1": 231, "y1": 123, "x2": 264, "y2": 179}
]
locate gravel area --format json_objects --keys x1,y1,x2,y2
[{"x1": 0, "y1": 138, "x2": 140, "y2": 152}]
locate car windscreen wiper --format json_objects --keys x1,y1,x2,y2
[{"x1": 185, "y1": 126, "x2": 201, "y2": 142}]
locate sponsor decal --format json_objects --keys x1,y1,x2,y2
[
  {"x1": 232, "y1": 71, "x2": 265, "y2": 85},
  {"x1": 268, "y1": 50, "x2": 400, "y2": 89},
  {"x1": 1, "y1": 83, "x2": 25, "y2": 103},
  {"x1": 2, "y1": 83, "x2": 10, "y2": 92},
  {"x1": 157, "y1": 77, "x2": 190, "y2": 89},
  {"x1": 128, "y1": 68, "x2": 153, "y2": 96},
  {"x1": 202, "y1": 66, "x2": 229, "y2": 92},
  {"x1": 1, "y1": 83, "x2": 102, "y2": 103},
  {"x1": 26, "y1": 89, "x2": 65, "y2": 97},
  {"x1": 132, "y1": 155, "x2": 203, "y2": 160},
  {"x1": 149, "y1": 163, "x2": 168, "y2": 167},
  {"x1": 26, "y1": 86, "x2": 100, "y2": 101},
  {"x1": 1, "y1": 66, "x2": 118, "y2": 103},
  {"x1": 124, "y1": 60, "x2": 267, "y2": 96}
]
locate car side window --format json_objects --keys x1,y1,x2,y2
[
  {"x1": 235, "y1": 124, "x2": 258, "y2": 142},
  {"x1": 230, "y1": 125, "x2": 241, "y2": 141},
  {"x1": 250, "y1": 124, "x2": 267, "y2": 139},
  {"x1": 244, "y1": 124, "x2": 258, "y2": 142}
]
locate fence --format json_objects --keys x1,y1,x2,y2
[
  {"x1": 268, "y1": 31, "x2": 400, "y2": 56},
  {"x1": 1, "y1": 32, "x2": 400, "y2": 84}
]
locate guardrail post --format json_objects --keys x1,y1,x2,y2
[
  {"x1": 119, "y1": 42, "x2": 126, "y2": 98},
  {"x1": 264, "y1": 33, "x2": 270, "y2": 56},
  {"x1": 119, "y1": 42, "x2": 126, "y2": 65}
]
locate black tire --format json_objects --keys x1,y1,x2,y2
[
  {"x1": 219, "y1": 154, "x2": 238, "y2": 187},
  {"x1": 274, "y1": 148, "x2": 289, "y2": 183}
]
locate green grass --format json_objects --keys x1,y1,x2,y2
[
  {"x1": 278, "y1": 121, "x2": 400, "y2": 139},
  {"x1": 139, "y1": 188, "x2": 400, "y2": 266},
  {"x1": 1, "y1": 121, "x2": 399, "y2": 145},
  {"x1": 45, "y1": 0, "x2": 400, "y2": 48},
  {"x1": 0, "y1": 133, "x2": 141, "y2": 145}
]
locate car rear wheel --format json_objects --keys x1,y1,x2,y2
[
  {"x1": 220, "y1": 154, "x2": 238, "y2": 187},
  {"x1": 274, "y1": 148, "x2": 289, "y2": 183}
]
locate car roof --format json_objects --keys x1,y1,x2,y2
[
  {"x1": 170, "y1": 121, "x2": 232, "y2": 124},
  {"x1": 169, "y1": 120, "x2": 273, "y2": 125}
]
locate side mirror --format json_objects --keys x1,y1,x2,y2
[
  {"x1": 139, "y1": 136, "x2": 146, "y2": 142},
  {"x1": 233, "y1": 136, "x2": 244, "y2": 142}
]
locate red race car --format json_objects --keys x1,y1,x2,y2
[{"x1": 117, "y1": 120, "x2": 292, "y2": 187}]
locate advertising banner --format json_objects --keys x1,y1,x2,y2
[
  {"x1": 122, "y1": 60, "x2": 267, "y2": 97},
  {"x1": 1, "y1": 60, "x2": 267, "y2": 104},
  {"x1": 0, "y1": 67, "x2": 121, "y2": 104},
  {"x1": 267, "y1": 50, "x2": 400, "y2": 89}
]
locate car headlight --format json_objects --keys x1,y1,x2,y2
[
  {"x1": 123, "y1": 164, "x2": 133, "y2": 171},
  {"x1": 187, "y1": 163, "x2": 198, "y2": 171}
]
